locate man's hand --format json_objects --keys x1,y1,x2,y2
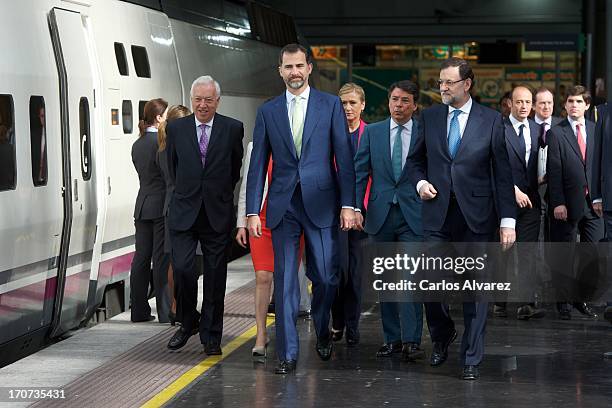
[
  {"x1": 340, "y1": 208, "x2": 356, "y2": 231},
  {"x1": 499, "y1": 227, "x2": 516, "y2": 251},
  {"x1": 419, "y1": 182, "x2": 437, "y2": 200},
  {"x1": 514, "y1": 186, "x2": 532, "y2": 209},
  {"x1": 235, "y1": 227, "x2": 248, "y2": 248},
  {"x1": 247, "y1": 215, "x2": 262, "y2": 238},
  {"x1": 553, "y1": 205, "x2": 568, "y2": 221},
  {"x1": 353, "y1": 211, "x2": 364, "y2": 231},
  {"x1": 593, "y1": 202, "x2": 603, "y2": 218}
]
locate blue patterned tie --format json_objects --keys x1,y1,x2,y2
[
  {"x1": 448, "y1": 109, "x2": 462, "y2": 159},
  {"x1": 392, "y1": 125, "x2": 403, "y2": 181}
]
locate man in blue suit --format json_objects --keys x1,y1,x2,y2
[
  {"x1": 354, "y1": 80, "x2": 424, "y2": 362},
  {"x1": 406, "y1": 57, "x2": 516, "y2": 380},
  {"x1": 246, "y1": 44, "x2": 356, "y2": 374}
]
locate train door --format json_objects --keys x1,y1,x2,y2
[{"x1": 48, "y1": 8, "x2": 98, "y2": 335}]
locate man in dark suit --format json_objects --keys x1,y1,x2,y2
[
  {"x1": 406, "y1": 57, "x2": 516, "y2": 380},
  {"x1": 246, "y1": 43, "x2": 356, "y2": 374},
  {"x1": 588, "y1": 102, "x2": 612, "y2": 323},
  {"x1": 547, "y1": 85, "x2": 603, "y2": 320},
  {"x1": 494, "y1": 86, "x2": 546, "y2": 320},
  {"x1": 166, "y1": 76, "x2": 244, "y2": 354},
  {"x1": 354, "y1": 80, "x2": 424, "y2": 361}
]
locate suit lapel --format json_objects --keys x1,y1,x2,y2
[
  {"x1": 504, "y1": 120, "x2": 526, "y2": 168},
  {"x1": 438, "y1": 105, "x2": 451, "y2": 160},
  {"x1": 586, "y1": 120, "x2": 595, "y2": 178},
  {"x1": 205, "y1": 114, "x2": 224, "y2": 168},
  {"x1": 187, "y1": 114, "x2": 199, "y2": 153},
  {"x1": 560, "y1": 121, "x2": 584, "y2": 163},
  {"x1": 456, "y1": 102, "x2": 483, "y2": 158},
  {"x1": 301, "y1": 89, "x2": 322, "y2": 154},
  {"x1": 380, "y1": 118, "x2": 394, "y2": 180},
  {"x1": 272, "y1": 96, "x2": 297, "y2": 160}
]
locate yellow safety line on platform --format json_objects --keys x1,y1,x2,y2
[{"x1": 142, "y1": 316, "x2": 275, "y2": 408}]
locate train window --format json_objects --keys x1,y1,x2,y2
[
  {"x1": 131, "y1": 46, "x2": 150, "y2": 78},
  {"x1": 0, "y1": 94, "x2": 16, "y2": 191},
  {"x1": 79, "y1": 98, "x2": 92, "y2": 181},
  {"x1": 29, "y1": 96, "x2": 47, "y2": 187},
  {"x1": 138, "y1": 100, "x2": 147, "y2": 122},
  {"x1": 122, "y1": 100, "x2": 133, "y2": 134},
  {"x1": 114, "y1": 42, "x2": 129, "y2": 76}
]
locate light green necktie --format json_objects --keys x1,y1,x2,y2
[{"x1": 291, "y1": 96, "x2": 304, "y2": 158}]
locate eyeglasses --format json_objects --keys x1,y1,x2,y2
[{"x1": 437, "y1": 79, "x2": 466, "y2": 87}]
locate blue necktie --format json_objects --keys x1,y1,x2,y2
[
  {"x1": 392, "y1": 125, "x2": 403, "y2": 181},
  {"x1": 448, "y1": 109, "x2": 462, "y2": 159}
]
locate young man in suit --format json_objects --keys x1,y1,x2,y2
[
  {"x1": 166, "y1": 76, "x2": 244, "y2": 354},
  {"x1": 406, "y1": 57, "x2": 516, "y2": 380},
  {"x1": 547, "y1": 85, "x2": 603, "y2": 320},
  {"x1": 495, "y1": 86, "x2": 546, "y2": 320},
  {"x1": 354, "y1": 80, "x2": 424, "y2": 361},
  {"x1": 246, "y1": 44, "x2": 356, "y2": 374}
]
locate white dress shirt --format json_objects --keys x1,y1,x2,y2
[
  {"x1": 195, "y1": 115, "x2": 214, "y2": 144},
  {"x1": 286, "y1": 86, "x2": 310, "y2": 132},
  {"x1": 509, "y1": 114, "x2": 531, "y2": 165}
]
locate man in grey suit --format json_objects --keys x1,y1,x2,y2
[{"x1": 354, "y1": 80, "x2": 424, "y2": 362}]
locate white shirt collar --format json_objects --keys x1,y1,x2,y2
[
  {"x1": 145, "y1": 126, "x2": 158, "y2": 133},
  {"x1": 195, "y1": 114, "x2": 214, "y2": 129},
  {"x1": 390, "y1": 117, "x2": 412, "y2": 131},
  {"x1": 286, "y1": 86, "x2": 311, "y2": 104},
  {"x1": 534, "y1": 115, "x2": 551, "y2": 126},
  {"x1": 567, "y1": 116, "x2": 586, "y2": 130},
  {"x1": 509, "y1": 114, "x2": 529, "y2": 128},
  {"x1": 448, "y1": 97, "x2": 473, "y2": 116}
]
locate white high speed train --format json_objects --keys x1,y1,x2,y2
[{"x1": 0, "y1": 0, "x2": 291, "y2": 366}]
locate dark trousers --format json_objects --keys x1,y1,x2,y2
[
  {"x1": 549, "y1": 197, "x2": 604, "y2": 303},
  {"x1": 331, "y1": 227, "x2": 366, "y2": 336},
  {"x1": 371, "y1": 205, "x2": 424, "y2": 344},
  {"x1": 271, "y1": 185, "x2": 339, "y2": 361},
  {"x1": 497, "y1": 204, "x2": 541, "y2": 308},
  {"x1": 130, "y1": 217, "x2": 170, "y2": 322},
  {"x1": 171, "y1": 203, "x2": 230, "y2": 345},
  {"x1": 424, "y1": 198, "x2": 494, "y2": 366}
]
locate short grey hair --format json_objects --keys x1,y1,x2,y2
[{"x1": 190, "y1": 75, "x2": 221, "y2": 98}]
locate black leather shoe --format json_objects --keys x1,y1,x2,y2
[
  {"x1": 402, "y1": 343, "x2": 425, "y2": 362},
  {"x1": 275, "y1": 360, "x2": 297, "y2": 374},
  {"x1": 604, "y1": 306, "x2": 612, "y2": 323},
  {"x1": 167, "y1": 327, "x2": 196, "y2": 350},
  {"x1": 298, "y1": 309, "x2": 311, "y2": 319},
  {"x1": 517, "y1": 304, "x2": 546, "y2": 320},
  {"x1": 462, "y1": 365, "x2": 480, "y2": 380},
  {"x1": 430, "y1": 329, "x2": 457, "y2": 367},
  {"x1": 316, "y1": 337, "x2": 333, "y2": 361},
  {"x1": 493, "y1": 304, "x2": 507, "y2": 318},
  {"x1": 345, "y1": 328, "x2": 360, "y2": 347},
  {"x1": 204, "y1": 342, "x2": 222, "y2": 355},
  {"x1": 573, "y1": 302, "x2": 598, "y2": 318},
  {"x1": 557, "y1": 302, "x2": 571, "y2": 320},
  {"x1": 331, "y1": 328, "x2": 344, "y2": 342},
  {"x1": 376, "y1": 341, "x2": 402, "y2": 357},
  {"x1": 131, "y1": 315, "x2": 155, "y2": 323}
]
